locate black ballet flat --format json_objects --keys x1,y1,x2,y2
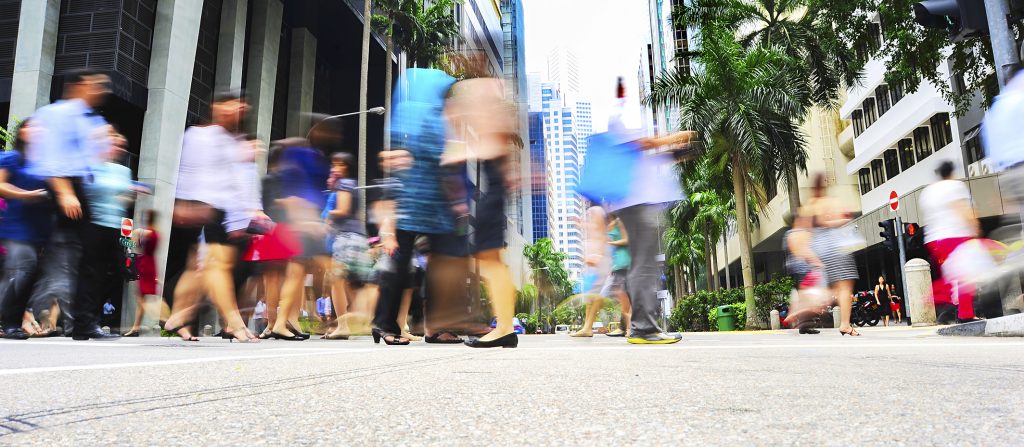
[
  {"x1": 269, "y1": 331, "x2": 305, "y2": 341},
  {"x1": 464, "y1": 332, "x2": 518, "y2": 348},
  {"x1": 286, "y1": 322, "x2": 311, "y2": 340}
]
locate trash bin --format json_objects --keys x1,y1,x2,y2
[{"x1": 716, "y1": 305, "x2": 737, "y2": 332}]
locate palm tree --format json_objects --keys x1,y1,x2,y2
[
  {"x1": 523, "y1": 238, "x2": 572, "y2": 330},
  {"x1": 404, "y1": 0, "x2": 462, "y2": 69},
  {"x1": 677, "y1": 0, "x2": 862, "y2": 216},
  {"x1": 648, "y1": 26, "x2": 807, "y2": 328},
  {"x1": 373, "y1": 0, "x2": 422, "y2": 150}
]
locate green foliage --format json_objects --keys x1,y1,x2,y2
[
  {"x1": 1, "y1": 118, "x2": 22, "y2": 149},
  {"x1": 670, "y1": 276, "x2": 794, "y2": 332},
  {"x1": 516, "y1": 312, "x2": 539, "y2": 334},
  {"x1": 708, "y1": 302, "x2": 746, "y2": 331},
  {"x1": 515, "y1": 284, "x2": 538, "y2": 315},
  {"x1": 523, "y1": 238, "x2": 573, "y2": 302}
]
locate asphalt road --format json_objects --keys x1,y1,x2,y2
[{"x1": 1, "y1": 326, "x2": 1022, "y2": 446}]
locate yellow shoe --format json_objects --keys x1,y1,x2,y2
[{"x1": 627, "y1": 332, "x2": 682, "y2": 344}]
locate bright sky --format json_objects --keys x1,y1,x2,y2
[{"x1": 522, "y1": 0, "x2": 648, "y2": 132}]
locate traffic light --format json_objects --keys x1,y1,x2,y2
[
  {"x1": 879, "y1": 219, "x2": 898, "y2": 252},
  {"x1": 903, "y1": 222, "x2": 925, "y2": 251},
  {"x1": 913, "y1": 0, "x2": 989, "y2": 41}
]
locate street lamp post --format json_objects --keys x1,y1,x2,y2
[{"x1": 306, "y1": 106, "x2": 385, "y2": 222}]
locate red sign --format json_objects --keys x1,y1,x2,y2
[
  {"x1": 120, "y1": 218, "x2": 134, "y2": 237},
  {"x1": 889, "y1": 191, "x2": 899, "y2": 211}
]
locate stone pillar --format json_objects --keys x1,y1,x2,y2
[
  {"x1": 215, "y1": 0, "x2": 247, "y2": 91},
  {"x1": 905, "y1": 258, "x2": 937, "y2": 326},
  {"x1": 8, "y1": 0, "x2": 60, "y2": 123},
  {"x1": 286, "y1": 28, "x2": 316, "y2": 137},
  {"x1": 134, "y1": 0, "x2": 204, "y2": 306},
  {"x1": 245, "y1": 0, "x2": 283, "y2": 169}
]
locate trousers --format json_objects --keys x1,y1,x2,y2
[
  {"x1": 617, "y1": 204, "x2": 666, "y2": 336},
  {"x1": 0, "y1": 240, "x2": 43, "y2": 330}
]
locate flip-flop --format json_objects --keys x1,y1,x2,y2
[{"x1": 424, "y1": 332, "x2": 464, "y2": 344}]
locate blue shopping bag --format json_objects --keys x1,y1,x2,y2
[{"x1": 577, "y1": 132, "x2": 641, "y2": 205}]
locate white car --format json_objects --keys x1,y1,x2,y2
[{"x1": 554, "y1": 324, "x2": 570, "y2": 335}]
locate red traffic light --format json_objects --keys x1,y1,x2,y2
[{"x1": 904, "y1": 223, "x2": 920, "y2": 236}]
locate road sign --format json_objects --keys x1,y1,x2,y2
[
  {"x1": 889, "y1": 191, "x2": 899, "y2": 211},
  {"x1": 120, "y1": 218, "x2": 134, "y2": 237}
]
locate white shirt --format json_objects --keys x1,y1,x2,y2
[
  {"x1": 983, "y1": 72, "x2": 1024, "y2": 171},
  {"x1": 175, "y1": 126, "x2": 248, "y2": 213},
  {"x1": 253, "y1": 301, "x2": 267, "y2": 319},
  {"x1": 919, "y1": 179, "x2": 974, "y2": 243}
]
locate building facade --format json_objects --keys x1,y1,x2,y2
[{"x1": 539, "y1": 81, "x2": 586, "y2": 279}]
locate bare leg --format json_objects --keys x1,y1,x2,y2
[
  {"x1": 573, "y1": 297, "x2": 604, "y2": 337},
  {"x1": 834, "y1": 280, "x2": 857, "y2": 335},
  {"x1": 476, "y1": 250, "x2": 515, "y2": 342},
  {"x1": 204, "y1": 243, "x2": 251, "y2": 341},
  {"x1": 397, "y1": 288, "x2": 421, "y2": 340},
  {"x1": 165, "y1": 268, "x2": 204, "y2": 339},
  {"x1": 617, "y1": 289, "x2": 632, "y2": 336},
  {"x1": 328, "y1": 278, "x2": 350, "y2": 337},
  {"x1": 130, "y1": 292, "x2": 145, "y2": 332},
  {"x1": 262, "y1": 262, "x2": 284, "y2": 334},
  {"x1": 272, "y1": 260, "x2": 306, "y2": 336}
]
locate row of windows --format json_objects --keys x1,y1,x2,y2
[
  {"x1": 851, "y1": 82, "x2": 905, "y2": 136},
  {"x1": 857, "y1": 113, "x2": 953, "y2": 194}
]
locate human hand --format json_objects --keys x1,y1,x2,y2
[
  {"x1": 58, "y1": 193, "x2": 82, "y2": 220},
  {"x1": 20, "y1": 189, "x2": 49, "y2": 203}
]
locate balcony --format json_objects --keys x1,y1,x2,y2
[{"x1": 845, "y1": 92, "x2": 950, "y2": 175}]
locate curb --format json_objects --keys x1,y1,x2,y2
[{"x1": 937, "y1": 313, "x2": 1024, "y2": 337}]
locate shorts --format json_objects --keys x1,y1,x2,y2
[
  {"x1": 891, "y1": 303, "x2": 901, "y2": 312},
  {"x1": 599, "y1": 269, "x2": 627, "y2": 297},
  {"x1": 331, "y1": 232, "x2": 374, "y2": 284}
]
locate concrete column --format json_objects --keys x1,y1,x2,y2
[
  {"x1": 286, "y1": 28, "x2": 316, "y2": 137},
  {"x1": 215, "y1": 0, "x2": 248, "y2": 91},
  {"x1": 134, "y1": 0, "x2": 204, "y2": 300},
  {"x1": 245, "y1": 0, "x2": 283, "y2": 160},
  {"x1": 905, "y1": 258, "x2": 937, "y2": 326},
  {"x1": 8, "y1": 0, "x2": 60, "y2": 123}
]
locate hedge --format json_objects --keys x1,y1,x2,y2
[{"x1": 669, "y1": 276, "x2": 794, "y2": 332}]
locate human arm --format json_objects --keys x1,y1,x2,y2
[
  {"x1": 951, "y1": 198, "x2": 980, "y2": 237},
  {"x1": 0, "y1": 167, "x2": 48, "y2": 202},
  {"x1": 328, "y1": 189, "x2": 353, "y2": 219},
  {"x1": 49, "y1": 177, "x2": 81, "y2": 220},
  {"x1": 608, "y1": 220, "x2": 629, "y2": 247}
]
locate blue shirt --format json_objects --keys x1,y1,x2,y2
[
  {"x1": 983, "y1": 72, "x2": 1024, "y2": 171},
  {"x1": 0, "y1": 151, "x2": 53, "y2": 243},
  {"x1": 26, "y1": 99, "x2": 110, "y2": 178},
  {"x1": 84, "y1": 162, "x2": 133, "y2": 229}
]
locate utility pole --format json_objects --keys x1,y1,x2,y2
[
  {"x1": 895, "y1": 215, "x2": 912, "y2": 324},
  {"x1": 984, "y1": 0, "x2": 1022, "y2": 89}
]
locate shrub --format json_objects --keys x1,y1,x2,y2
[
  {"x1": 708, "y1": 302, "x2": 747, "y2": 331},
  {"x1": 669, "y1": 276, "x2": 794, "y2": 332}
]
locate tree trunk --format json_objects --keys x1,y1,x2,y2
[
  {"x1": 711, "y1": 238, "x2": 719, "y2": 291},
  {"x1": 358, "y1": 0, "x2": 373, "y2": 222},
  {"x1": 732, "y1": 161, "x2": 758, "y2": 328},
  {"x1": 722, "y1": 231, "x2": 731, "y2": 289},
  {"x1": 786, "y1": 165, "x2": 801, "y2": 219},
  {"x1": 703, "y1": 222, "x2": 714, "y2": 292},
  {"x1": 688, "y1": 262, "x2": 698, "y2": 294},
  {"x1": 383, "y1": 30, "x2": 393, "y2": 152}
]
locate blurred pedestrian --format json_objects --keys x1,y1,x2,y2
[
  {"x1": 26, "y1": 68, "x2": 119, "y2": 341},
  {"x1": 323, "y1": 152, "x2": 374, "y2": 340},
  {"x1": 874, "y1": 276, "x2": 893, "y2": 327},
  {"x1": 570, "y1": 206, "x2": 610, "y2": 338},
  {"x1": 125, "y1": 209, "x2": 161, "y2": 337},
  {"x1": 164, "y1": 90, "x2": 258, "y2": 342},
  {"x1": 795, "y1": 174, "x2": 860, "y2": 336},
  {"x1": 0, "y1": 119, "x2": 52, "y2": 340},
  {"x1": 601, "y1": 213, "x2": 632, "y2": 337},
  {"x1": 920, "y1": 160, "x2": 981, "y2": 323}
]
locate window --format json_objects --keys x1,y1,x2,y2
[
  {"x1": 889, "y1": 81, "x2": 904, "y2": 104},
  {"x1": 898, "y1": 139, "x2": 915, "y2": 170},
  {"x1": 964, "y1": 128, "x2": 984, "y2": 165},
  {"x1": 868, "y1": 22, "x2": 882, "y2": 52},
  {"x1": 871, "y1": 159, "x2": 886, "y2": 187},
  {"x1": 930, "y1": 113, "x2": 953, "y2": 149},
  {"x1": 883, "y1": 149, "x2": 900, "y2": 180},
  {"x1": 913, "y1": 127, "x2": 933, "y2": 161},
  {"x1": 852, "y1": 110, "x2": 865, "y2": 136},
  {"x1": 858, "y1": 168, "x2": 872, "y2": 194},
  {"x1": 875, "y1": 85, "x2": 891, "y2": 116},
  {"x1": 863, "y1": 98, "x2": 878, "y2": 127}
]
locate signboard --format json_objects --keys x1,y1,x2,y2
[
  {"x1": 120, "y1": 218, "x2": 134, "y2": 237},
  {"x1": 889, "y1": 190, "x2": 899, "y2": 211}
]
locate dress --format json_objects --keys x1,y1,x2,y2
[
  {"x1": 810, "y1": 227, "x2": 859, "y2": 284},
  {"x1": 876, "y1": 286, "x2": 892, "y2": 317},
  {"x1": 137, "y1": 231, "x2": 159, "y2": 296}
]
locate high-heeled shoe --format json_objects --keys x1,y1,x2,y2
[
  {"x1": 269, "y1": 331, "x2": 305, "y2": 341},
  {"x1": 286, "y1": 322, "x2": 311, "y2": 340},
  {"x1": 464, "y1": 332, "x2": 518, "y2": 348},
  {"x1": 839, "y1": 327, "x2": 861, "y2": 336},
  {"x1": 165, "y1": 325, "x2": 199, "y2": 342},
  {"x1": 371, "y1": 328, "x2": 409, "y2": 345}
]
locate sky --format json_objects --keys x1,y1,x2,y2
[{"x1": 522, "y1": 0, "x2": 649, "y2": 132}]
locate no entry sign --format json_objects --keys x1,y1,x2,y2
[
  {"x1": 889, "y1": 191, "x2": 899, "y2": 211},
  {"x1": 121, "y1": 218, "x2": 134, "y2": 237}
]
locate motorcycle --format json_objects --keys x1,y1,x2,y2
[{"x1": 851, "y1": 291, "x2": 881, "y2": 327}]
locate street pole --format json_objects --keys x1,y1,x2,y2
[
  {"x1": 984, "y1": 0, "x2": 1022, "y2": 89},
  {"x1": 358, "y1": 0, "x2": 372, "y2": 223},
  {"x1": 895, "y1": 214, "x2": 912, "y2": 324}
]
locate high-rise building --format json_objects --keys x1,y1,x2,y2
[
  {"x1": 527, "y1": 72, "x2": 543, "y2": 112},
  {"x1": 539, "y1": 82, "x2": 586, "y2": 278},
  {"x1": 546, "y1": 46, "x2": 581, "y2": 99},
  {"x1": 529, "y1": 111, "x2": 549, "y2": 242}
]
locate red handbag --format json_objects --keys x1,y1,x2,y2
[{"x1": 243, "y1": 223, "x2": 302, "y2": 261}]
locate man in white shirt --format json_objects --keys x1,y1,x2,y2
[{"x1": 919, "y1": 160, "x2": 980, "y2": 323}]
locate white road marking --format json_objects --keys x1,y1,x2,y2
[{"x1": 0, "y1": 340, "x2": 144, "y2": 348}]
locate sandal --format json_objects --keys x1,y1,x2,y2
[
  {"x1": 122, "y1": 328, "x2": 140, "y2": 337},
  {"x1": 424, "y1": 332, "x2": 464, "y2": 344},
  {"x1": 166, "y1": 325, "x2": 199, "y2": 342},
  {"x1": 839, "y1": 327, "x2": 861, "y2": 337}
]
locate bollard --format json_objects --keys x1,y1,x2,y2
[
  {"x1": 101, "y1": 326, "x2": 110, "y2": 334},
  {"x1": 202, "y1": 324, "x2": 214, "y2": 337},
  {"x1": 770, "y1": 309, "x2": 781, "y2": 330},
  {"x1": 905, "y1": 258, "x2": 937, "y2": 326},
  {"x1": 832, "y1": 306, "x2": 841, "y2": 328}
]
